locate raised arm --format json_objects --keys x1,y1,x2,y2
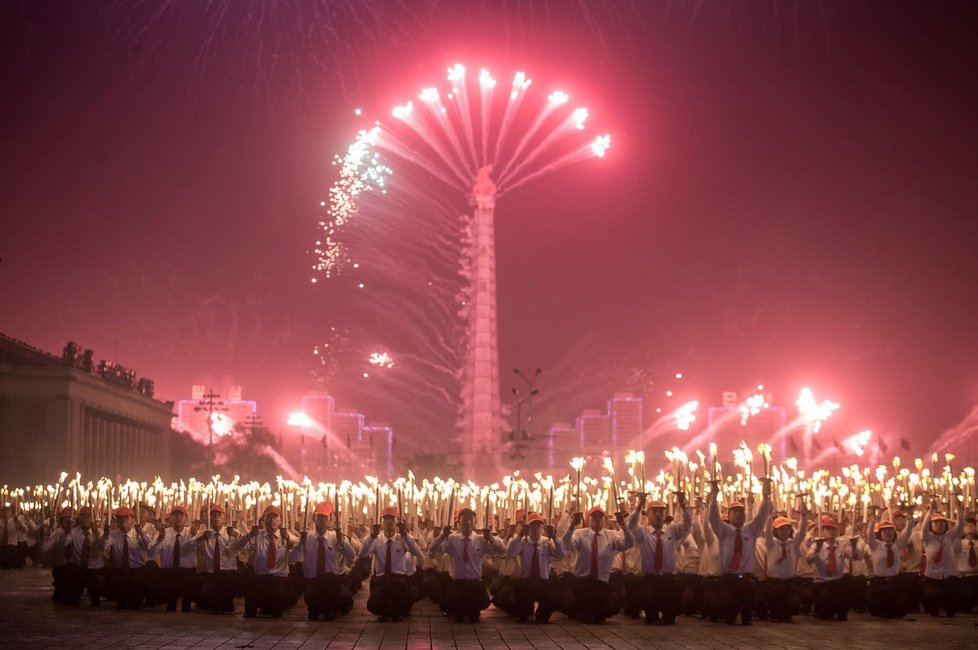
[{"x1": 865, "y1": 515, "x2": 878, "y2": 551}]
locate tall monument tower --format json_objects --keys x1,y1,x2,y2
[{"x1": 461, "y1": 166, "x2": 502, "y2": 479}]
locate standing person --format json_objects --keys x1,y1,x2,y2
[
  {"x1": 105, "y1": 506, "x2": 151, "y2": 610},
  {"x1": 290, "y1": 502, "x2": 355, "y2": 621},
  {"x1": 627, "y1": 493, "x2": 691, "y2": 625},
  {"x1": 506, "y1": 512, "x2": 565, "y2": 623},
  {"x1": 806, "y1": 516, "x2": 862, "y2": 621},
  {"x1": 62, "y1": 506, "x2": 109, "y2": 606},
  {"x1": 865, "y1": 512, "x2": 916, "y2": 618},
  {"x1": 233, "y1": 505, "x2": 296, "y2": 618},
  {"x1": 561, "y1": 505, "x2": 635, "y2": 623},
  {"x1": 0, "y1": 504, "x2": 31, "y2": 569},
  {"x1": 360, "y1": 506, "x2": 424, "y2": 621},
  {"x1": 430, "y1": 507, "x2": 506, "y2": 623},
  {"x1": 147, "y1": 505, "x2": 198, "y2": 612},
  {"x1": 920, "y1": 498, "x2": 965, "y2": 618},
  {"x1": 195, "y1": 504, "x2": 241, "y2": 614},
  {"x1": 761, "y1": 506, "x2": 810, "y2": 622},
  {"x1": 707, "y1": 478, "x2": 772, "y2": 625}
]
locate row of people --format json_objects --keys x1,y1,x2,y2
[{"x1": 30, "y1": 481, "x2": 978, "y2": 624}]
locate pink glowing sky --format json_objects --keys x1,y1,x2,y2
[{"x1": 2, "y1": 2, "x2": 977, "y2": 452}]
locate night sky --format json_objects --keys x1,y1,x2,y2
[{"x1": 3, "y1": 2, "x2": 977, "y2": 457}]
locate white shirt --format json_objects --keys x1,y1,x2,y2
[
  {"x1": 232, "y1": 528, "x2": 296, "y2": 577},
  {"x1": 148, "y1": 527, "x2": 198, "y2": 570},
  {"x1": 628, "y1": 507, "x2": 692, "y2": 576},
  {"x1": 194, "y1": 527, "x2": 240, "y2": 572},
  {"x1": 64, "y1": 526, "x2": 108, "y2": 569},
  {"x1": 360, "y1": 532, "x2": 423, "y2": 575},
  {"x1": 763, "y1": 516, "x2": 809, "y2": 580},
  {"x1": 957, "y1": 537, "x2": 978, "y2": 576},
  {"x1": 865, "y1": 520, "x2": 913, "y2": 578},
  {"x1": 806, "y1": 537, "x2": 861, "y2": 583},
  {"x1": 506, "y1": 535, "x2": 564, "y2": 580},
  {"x1": 106, "y1": 527, "x2": 151, "y2": 569},
  {"x1": 289, "y1": 531, "x2": 355, "y2": 578},
  {"x1": 921, "y1": 510, "x2": 964, "y2": 580},
  {"x1": 561, "y1": 525, "x2": 635, "y2": 582},
  {"x1": 708, "y1": 496, "x2": 772, "y2": 575},
  {"x1": 430, "y1": 531, "x2": 506, "y2": 580}
]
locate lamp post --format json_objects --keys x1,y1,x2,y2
[{"x1": 513, "y1": 368, "x2": 542, "y2": 440}]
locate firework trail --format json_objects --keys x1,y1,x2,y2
[{"x1": 312, "y1": 64, "x2": 609, "y2": 445}]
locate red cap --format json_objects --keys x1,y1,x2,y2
[
  {"x1": 77, "y1": 506, "x2": 93, "y2": 515},
  {"x1": 262, "y1": 505, "x2": 281, "y2": 517},
  {"x1": 58, "y1": 507, "x2": 75, "y2": 520},
  {"x1": 587, "y1": 506, "x2": 606, "y2": 518},
  {"x1": 820, "y1": 515, "x2": 838, "y2": 528},
  {"x1": 526, "y1": 512, "x2": 546, "y2": 525},
  {"x1": 380, "y1": 506, "x2": 399, "y2": 519},
  {"x1": 113, "y1": 507, "x2": 134, "y2": 517},
  {"x1": 772, "y1": 516, "x2": 793, "y2": 529},
  {"x1": 875, "y1": 520, "x2": 895, "y2": 532},
  {"x1": 646, "y1": 501, "x2": 668, "y2": 511},
  {"x1": 930, "y1": 513, "x2": 948, "y2": 523},
  {"x1": 209, "y1": 503, "x2": 225, "y2": 514},
  {"x1": 170, "y1": 505, "x2": 188, "y2": 517},
  {"x1": 314, "y1": 502, "x2": 334, "y2": 517}
]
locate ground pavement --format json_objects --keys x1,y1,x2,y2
[{"x1": 1, "y1": 569, "x2": 975, "y2": 649}]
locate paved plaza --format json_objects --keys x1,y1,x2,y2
[{"x1": 1, "y1": 568, "x2": 975, "y2": 649}]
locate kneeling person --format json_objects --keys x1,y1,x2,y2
[
  {"x1": 291, "y1": 502, "x2": 355, "y2": 620},
  {"x1": 507, "y1": 513, "x2": 564, "y2": 623}
]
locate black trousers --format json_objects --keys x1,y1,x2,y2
[
  {"x1": 813, "y1": 579, "x2": 848, "y2": 620},
  {"x1": 679, "y1": 573, "x2": 702, "y2": 616},
  {"x1": 956, "y1": 574, "x2": 978, "y2": 613},
  {"x1": 489, "y1": 574, "x2": 519, "y2": 617},
  {"x1": 637, "y1": 573, "x2": 682, "y2": 623},
  {"x1": 762, "y1": 578, "x2": 801, "y2": 620},
  {"x1": 922, "y1": 576, "x2": 958, "y2": 616},
  {"x1": 845, "y1": 574, "x2": 868, "y2": 612},
  {"x1": 571, "y1": 576, "x2": 620, "y2": 622},
  {"x1": 367, "y1": 573, "x2": 413, "y2": 619},
  {"x1": 304, "y1": 573, "x2": 353, "y2": 618},
  {"x1": 443, "y1": 578, "x2": 491, "y2": 620},
  {"x1": 898, "y1": 572, "x2": 922, "y2": 612},
  {"x1": 868, "y1": 576, "x2": 907, "y2": 618},
  {"x1": 197, "y1": 570, "x2": 241, "y2": 612},
  {"x1": 109, "y1": 567, "x2": 147, "y2": 609},
  {"x1": 512, "y1": 577, "x2": 558, "y2": 622},
  {"x1": 51, "y1": 564, "x2": 73, "y2": 603},
  {"x1": 717, "y1": 574, "x2": 756, "y2": 623},
  {"x1": 609, "y1": 571, "x2": 643, "y2": 617},
  {"x1": 162, "y1": 567, "x2": 197, "y2": 611},
  {"x1": 245, "y1": 574, "x2": 290, "y2": 616},
  {"x1": 0, "y1": 543, "x2": 24, "y2": 569},
  {"x1": 64, "y1": 565, "x2": 107, "y2": 605}
]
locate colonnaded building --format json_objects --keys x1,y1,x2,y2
[{"x1": 0, "y1": 334, "x2": 175, "y2": 484}]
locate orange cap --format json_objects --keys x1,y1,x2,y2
[
  {"x1": 314, "y1": 502, "x2": 334, "y2": 517},
  {"x1": 772, "y1": 516, "x2": 792, "y2": 529},
  {"x1": 527, "y1": 512, "x2": 546, "y2": 525}
]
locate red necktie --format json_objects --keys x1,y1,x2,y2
[
  {"x1": 121, "y1": 533, "x2": 130, "y2": 572},
  {"x1": 886, "y1": 544, "x2": 894, "y2": 569},
  {"x1": 729, "y1": 529, "x2": 743, "y2": 572},
  {"x1": 779, "y1": 542, "x2": 788, "y2": 563},
  {"x1": 173, "y1": 532, "x2": 181, "y2": 567},
  {"x1": 530, "y1": 542, "x2": 541, "y2": 580},
  {"x1": 385, "y1": 539, "x2": 393, "y2": 574},
  {"x1": 590, "y1": 534, "x2": 599, "y2": 578},
  {"x1": 933, "y1": 539, "x2": 944, "y2": 565},
  {"x1": 80, "y1": 532, "x2": 91, "y2": 569},
  {"x1": 827, "y1": 544, "x2": 837, "y2": 575},
  {"x1": 317, "y1": 537, "x2": 326, "y2": 577},
  {"x1": 266, "y1": 533, "x2": 276, "y2": 571},
  {"x1": 463, "y1": 537, "x2": 470, "y2": 563},
  {"x1": 653, "y1": 531, "x2": 663, "y2": 573},
  {"x1": 213, "y1": 534, "x2": 221, "y2": 573},
  {"x1": 969, "y1": 541, "x2": 977, "y2": 568}
]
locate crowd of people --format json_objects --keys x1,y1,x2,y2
[{"x1": 1, "y1": 477, "x2": 976, "y2": 625}]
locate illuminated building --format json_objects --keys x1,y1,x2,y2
[
  {"x1": 0, "y1": 334, "x2": 174, "y2": 483},
  {"x1": 292, "y1": 393, "x2": 395, "y2": 478},
  {"x1": 608, "y1": 393, "x2": 643, "y2": 454},
  {"x1": 175, "y1": 389, "x2": 256, "y2": 442}
]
